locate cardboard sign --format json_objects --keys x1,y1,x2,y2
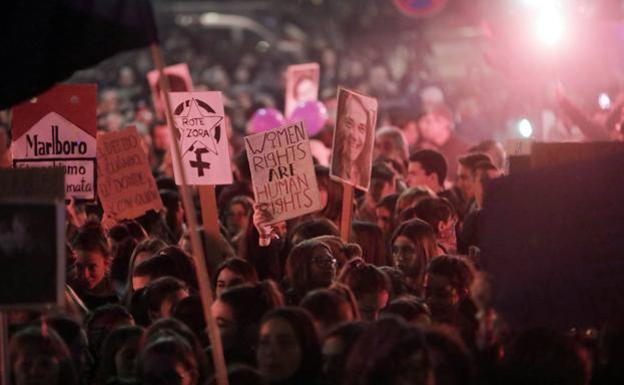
[
  {"x1": 482, "y1": 151, "x2": 624, "y2": 329},
  {"x1": 168, "y1": 91, "x2": 233, "y2": 186},
  {"x1": 285, "y1": 63, "x2": 320, "y2": 118},
  {"x1": 11, "y1": 84, "x2": 97, "y2": 200},
  {"x1": 0, "y1": 168, "x2": 65, "y2": 308},
  {"x1": 330, "y1": 88, "x2": 378, "y2": 191},
  {"x1": 97, "y1": 126, "x2": 163, "y2": 220},
  {"x1": 147, "y1": 63, "x2": 193, "y2": 120},
  {"x1": 245, "y1": 121, "x2": 322, "y2": 223}
]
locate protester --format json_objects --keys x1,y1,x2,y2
[
  {"x1": 257, "y1": 307, "x2": 322, "y2": 385},
  {"x1": 390, "y1": 218, "x2": 439, "y2": 296}
]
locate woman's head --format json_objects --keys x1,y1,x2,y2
[
  {"x1": 286, "y1": 239, "x2": 337, "y2": 296},
  {"x1": 10, "y1": 326, "x2": 78, "y2": 385},
  {"x1": 425, "y1": 255, "x2": 475, "y2": 323},
  {"x1": 72, "y1": 224, "x2": 111, "y2": 290},
  {"x1": 391, "y1": 219, "x2": 438, "y2": 294},
  {"x1": 210, "y1": 281, "x2": 284, "y2": 363},
  {"x1": 322, "y1": 321, "x2": 369, "y2": 385},
  {"x1": 339, "y1": 259, "x2": 390, "y2": 321},
  {"x1": 257, "y1": 307, "x2": 321, "y2": 384},
  {"x1": 312, "y1": 235, "x2": 361, "y2": 271},
  {"x1": 138, "y1": 335, "x2": 199, "y2": 385},
  {"x1": 95, "y1": 325, "x2": 144, "y2": 385},
  {"x1": 225, "y1": 195, "x2": 254, "y2": 236},
  {"x1": 344, "y1": 317, "x2": 431, "y2": 385},
  {"x1": 213, "y1": 258, "x2": 259, "y2": 298}
]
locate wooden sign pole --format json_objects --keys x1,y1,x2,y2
[
  {"x1": 150, "y1": 43, "x2": 229, "y2": 385},
  {"x1": 0, "y1": 312, "x2": 8, "y2": 385},
  {"x1": 340, "y1": 183, "x2": 354, "y2": 242},
  {"x1": 199, "y1": 185, "x2": 220, "y2": 238}
]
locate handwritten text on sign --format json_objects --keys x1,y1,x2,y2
[
  {"x1": 245, "y1": 121, "x2": 321, "y2": 223},
  {"x1": 97, "y1": 127, "x2": 163, "y2": 220}
]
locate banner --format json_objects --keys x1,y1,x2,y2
[
  {"x1": 97, "y1": 126, "x2": 163, "y2": 220},
  {"x1": 11, "y1": 84, "x2": 97, "y2": 200},
  {"x1": 168, "y1": 91, "x2": 233, "y2": 186},
  {"x1": 245, "y1": 121, "x2": 322, "y2": 223},
  {"x1": 285, "y1": 63, "x2": 320, "y2": 118},
  {"x1": 330, "y1": 88, "x2": 378, "y2": 191},
  {"x1": 147, "y1": 63, "x2": 193, "y2": 120}
]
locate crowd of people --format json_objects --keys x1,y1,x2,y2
[{"x1": 3, "y1": 8, "x2": 624, "y2": 385}]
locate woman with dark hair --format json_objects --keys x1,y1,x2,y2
[
  {"x1": 10, "y1": 326, "x2": 78, "y2": 385},
  {"x1": 312, "y1": 235, "x2": 361, "y2": 271},
  {"x1": 138, "y1": 335, "x2": 200, "y2": 385},
  {"x1": 338, "y1": 259, "x2": 390, "y2": 321},
  {"x1": 143, "y1": 318, "x2": 209, "y2": 385},
  {"x1": 322, "y1": 321, "x2": 368, "y2": 385},
  {"x1": 210, "y1": 281, "x2": 284, "y2": 366},
  {"x1": 257, "y1": 307, "x2": 322, "y2": 385},
  {"x1": 331, "y1": 91, "x2": 375, "y2": 189},
  {"x1": 343, "y1": 317, "x2": 432, "y2": 385},
  {"x1": 223, "y1": 195, "x2": 254, "y2": 243},
  {"x1": 70, "y1": 223, "x2": 118, "y2": 310},
  {"x1": 285, "y1": 239, "x2": 337, "y2": 305},
  {"x1": 351, "y1": 221, "x2": 389, "y2": 266},
  {"x1": 212, "y1": 257, "x2": 259, "y2": 298},
  {"x1": 94, "y1": 325, "x2": 144, "y2": 385},
  {"x1": 390, "y1": 218, "x2": 438, "y2": 296},
  {"x1": 43, "y1": 315, "x2": 92, "y2": 383}
]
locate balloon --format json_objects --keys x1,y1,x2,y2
[
  {"x1": 289, "y1": 100, "x2": 327, "y2": 137},
  {"x1": 250, "y1": 108, "x2": 284, "y2": 133}
]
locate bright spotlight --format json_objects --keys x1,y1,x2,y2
[
  {"x1": 598, "y1": 93, "x2": 611, "y2": 110},
  {"x1": 535, "y1": 4, "x2": 564, "y2": 46},
  {"x1": 518, "y1": 118, "x2": 533, "y2": 138}
]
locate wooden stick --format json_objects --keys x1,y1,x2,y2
[
  {"x1": 340, "y1": 183, "x2": 354, "y2": 242},
  {"x1": 199, "y1": 185, "x2": 220, "y2": 239},
  {"x1": 150, "y1": 43, "x2": 229, "y2": 385},
  {"x1": 0, "y1": 312, "x2": 7, "y2": 385}
]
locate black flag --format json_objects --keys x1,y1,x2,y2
[{"x1": 0, "y1": 0, "x2": 158, "y2": 109}]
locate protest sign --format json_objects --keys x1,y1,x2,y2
[
  {"x1": 11, "y1": 84, "x2": 97, "y2": 200},
  {"x1": 97, "y1": 126, "x2": 163, "y2": 220},
  {"x1": 168, "y1": 91, "x2": 233, "y2": 186},
  {"x1": 482, "y1": 151, "x2": 624, "y2": 329},
  {"x1": 285, "y1": 63, "x2": 320, "y2": 118},
  {"x1": 330, "y1": 88, "x2": 378, "y2": 192},
  {"x1": 245, "y1": 121, "x2": 322, "y2": 223},
  {"x1": 0, "y1": 168, "x2": 65, "y2": 309},
  {"x1": 147, "y1": 63, "x2": 193, "y2": 120}
]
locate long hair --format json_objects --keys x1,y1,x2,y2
[
  {"x1": 10, "y1": 326, "x2": 78, "y2": 385},
  {"x1": 259, "y1": 307, "x2": 321, "y2": 385},
  {"x1": 390, "y1": 218, "x2": 438, "y2": 294},
  {"x1": 286, "y1": 239, "x2": 334, "y2": 297},
  {"x1": 332, "y1": 91, "x2": 375, "y2": 187}
]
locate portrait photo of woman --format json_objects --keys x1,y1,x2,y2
[{"x1": 330, "y1": 88, "x2": 378, "y2": 191}]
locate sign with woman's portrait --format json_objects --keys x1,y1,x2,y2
[
  {"x1": 285, "y1": 63, "x2": 320, "y2": 118},
  {"x1": 330, "y1": 88, "x2": 378, "y2": 191}
]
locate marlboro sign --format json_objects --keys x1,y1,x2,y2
[{"x1": 11, "y1": 84, "x2": 97, "y2": 200}]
